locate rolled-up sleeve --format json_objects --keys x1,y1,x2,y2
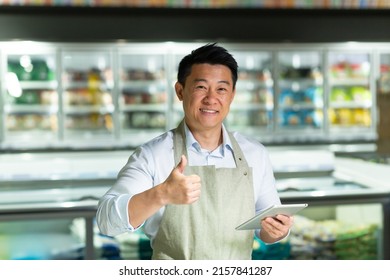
[
  {"x1": 96, "y1": 146, "x2": 154, "y2": 236},
  {"x1": 96, "y1": 192, "x2": 136, "y2": 236}
]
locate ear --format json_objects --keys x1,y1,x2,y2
[{"x1": 175, "y1": 82, "x2": 184, "y2": 101}]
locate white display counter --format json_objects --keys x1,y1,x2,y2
[{"x1": 0, "y1": 149, "x2": 389, "y2": 259}]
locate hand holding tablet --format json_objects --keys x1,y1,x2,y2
[{"x1": 236, "y1": 203, "x2": 308, "y2": 230}]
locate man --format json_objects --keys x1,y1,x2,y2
[{"x1": 96, "y1": 43, "x2": 293, "y2": 260}]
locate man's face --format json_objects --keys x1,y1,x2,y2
[{"x1": 175, "y1": 63, "x2": 235, "y2": 133}]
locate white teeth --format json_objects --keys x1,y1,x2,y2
[{"x1": 200, "y1": 109, "x2": 217, "y2": 113}]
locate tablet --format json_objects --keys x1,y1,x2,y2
[{"x1": 235, "y1": 203, "x2": 308, "y2": 230}]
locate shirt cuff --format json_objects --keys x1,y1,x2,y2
[{"x1": 119, "y1": 193, "x2": 145, "y2": 231}]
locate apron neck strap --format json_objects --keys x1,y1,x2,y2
[{"x1": 173, "y1": 120, "x2": 248, "y2": 168}]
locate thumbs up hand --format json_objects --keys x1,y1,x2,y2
[
  {"x1": 175, "y1": 154, "x2": 188, "y2": 174},
  {"x1": 161, "y1": 155, "x2": 201, "y2": 205}
]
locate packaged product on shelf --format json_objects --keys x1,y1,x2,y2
[
  {"x1": 8, "y1": 59, "x2": 53, "y2": 81},
  {"x1": 6, "y1": 114, "x2": 55, "y2": 131},
  {"x1": 250, "y1": 110, "x2": 270, "y2": 126},
  {"x1": 334, "y1": 225, "x2": 378, "y2": 260},
  {"x1": 349, "y1": 86, "x2": 371, "y2": 102},
  {"x1": 349, "y1": 62, "x2": 370, "y2": 78},
  {"x1": 310, "y1": 67, "x2": 323, "y2": 81},
  {"x1": 238, "y1": 69, "x2": 272, "y2": 82},
  {"x1": 301, "y1": 109, "x2": 322, "y2": 127},
  {"x1": 40, "y1": 90, "x2": 58, "y2": 105},
  {"x1": 304, "y1": 86, "x2": 322, "y2": 106},
  {"x1": 31, "y1": 60, "x2": 51, "y2": 81},
  {"x1": 124, "y1": 68, "x2": 164, "y2": 81},
  {"x1": 279, "y1": 89, "x2": 295, "y2": 106},
  {"x1": 330, "y1": 108, "x2": 371, "y2": 127},
  {"x1": 64, "y1": 69, "x2": 88, "y2": 82},
  {"x1": 292, "y1": 90, "x2": 305, "y2": 104},
  {"x1": 122, "y1": 92, "x2": 141, "y2": 105},
  {"x1": 353, "y1": 108, "x2": 371, "y2": 126},
  {"x1": 281, "y1": 66, "x2": 313, "y2": 79},
  {"x1": 8, "y1": 60, "x2": 32, "y2": 81},
  {"x1": 234, "y1": 91, "x2": 253, "y2": 103},
  {"x1": 281, "y1": 110, "x2": 300, "y2": 126},
  {"x1": 330, "y1": 62, "x2": 349, "y2": 78},
  {"x1": 288, "y1": 216, "x2": 379, "y2": 260},
  {"x1": 332, "y1": 108, "x2": 353, "y2": 126},
  {"x1": 12, "y1": 91, "x2": 40, "y2": 105},
  {"x1": 227, "y1": 111, "x2": 250, "y2": 127},
  {"x1": 125, "y1": 112, "x2": 166, "y2": 129},
  {"x1": 66, "y1": 113, "x2": 111, "y2": 131},
  {"x1": 20, "y1": 115, "x2": 36, "y2": 130},
  {"x1": 255, "y1": 88, "x2": 273, "y2": 105},
  {"x1": 331, "y1": 60, "x2": 369, "y2": 79},
  {"x1": 65, "y1": 89, "x2": 93, "y2": 106},
  {"x1": 122, "y1": 91, "x2": 166, "y2": 104},
  {"x1": 330, "y1": 87, "x2": 351, "y2": 102}
]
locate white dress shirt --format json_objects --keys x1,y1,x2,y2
[{"x1": 96, "y1": 123, "x2": 281, "y2": 245}]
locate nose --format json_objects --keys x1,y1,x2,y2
[{"x1": 203, "y1": 89, "x2": 218, "y2": 104}]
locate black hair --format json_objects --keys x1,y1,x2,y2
[{"x1": 177, "y1": 43, "x2": 238, "y2": 89}]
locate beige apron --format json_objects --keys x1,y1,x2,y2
[{"x1": 152, "y1": 121, "x2": 255, "y2": 260}]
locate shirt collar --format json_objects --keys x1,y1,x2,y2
[{"x1": 183, "y1": 122, "x2": 233, "y2": 156}]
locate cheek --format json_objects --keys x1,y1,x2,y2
[
  {"x1": 220, "y1": 95, "x2": 233, "y2": 105},
  {"x1": 186, "y1": 94, "x2": 203, "y2": 104}
]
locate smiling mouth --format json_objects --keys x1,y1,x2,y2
[{"x1": 200, "y1": 108, "x2": 219, "y2": 114}]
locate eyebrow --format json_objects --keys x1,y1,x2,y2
[{"x1": 193, "y1": 78, "x2": 231, "y2": 86}]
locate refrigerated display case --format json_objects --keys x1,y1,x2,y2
[
  {"x1": 0, "y1": 150, "x2": 128, "y2": 259},
  {"x1": 1, "y1": 43, "x2": 58, "y2": 148},
  {"x1": 269, "y1": 148, "x2": 390, "y2": 259},
  {"x1": 327, "y1": 49, "x2": 374, "y2": 141},
  {"x1": 61, "y1": 48, "x2": 115, "y2": 147},
  {"x1": 0, "y1": 41, "x2": 384, "y2": 150},
  {"x1": 226, "y1": 50, "x2": 274, "y2": 140},
  {"x1": 275, "y1": 50, "x2": 324, "y2": 140},
  {"x1": 118, "y1": 45, "x2": 169, "y2": 146}
]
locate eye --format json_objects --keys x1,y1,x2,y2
[
  {"x1": 195, "y1": 84, "x2": 207, "y2": 91},
  {"x1": 217, "y1": 87, "x2": 228, "y2": 94}
]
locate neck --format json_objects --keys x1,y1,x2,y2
[{"x1": 189, "y1": 126, "x2": 223, "y2": 151}]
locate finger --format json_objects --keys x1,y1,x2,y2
[
  {"x1": 176, "y1": 154, "x2": 187, "y2": 174},
  {"x1": 275, "y1": 214, "x2": 294, "y2": 227},
  {"x1": 188, "y1": 174, "x2": 201, "y2": 183},
  {"x1": 188, "y1": 189, "x2": 201, "y2": 203}
]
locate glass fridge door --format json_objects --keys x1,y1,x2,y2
[
  {"x1": 276, "y1": 51, "x2": 324, "y2": 141},
  {"x1": 119, "y1": 48, "x2": 168, "y2": 146},
  {"x1": 62, "y1": 50, "x2": 114, "y2": 147},
  {"x1": 3, "y1": 48, "x2": 58, "y2": 148},
  {"x1": 226, "y1": 50, "x2": 274, "y2": 140},
  {"x1": 379, "y1": 52, "x2": 390, "y2": 95},
  {"x1": 327, "y1": 50, "x2": 374, "y2": 141}
]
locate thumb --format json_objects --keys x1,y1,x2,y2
[{"x1": 176, "y1": 155, "x2": 187, "y2": 174}]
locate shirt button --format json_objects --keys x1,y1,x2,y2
[{"x1": 244, "y1": 171, "x2": 247, "y2": 176}]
